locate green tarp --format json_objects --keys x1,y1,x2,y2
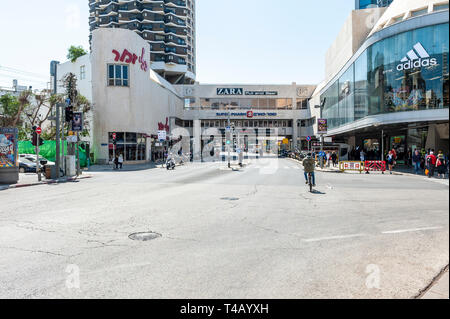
[{"x1": 18, "y1": 141, "x2": 88, "y2": 167}]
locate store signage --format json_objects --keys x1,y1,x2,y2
[
  {"x1": 317, "y1": 119, "x2": 328, "y2": 134},
  {"x1": 217, "y1": 88, "x2": 243, "y2": 95},
  {"x1": 112, "y1": 47, "x2": 148, "y2": 72},
  {"x1": 216, "y1": 88, "x2": 279, "y2": 96},
  {"x1": 245, "y1": 91, "x2": 278, "y2": 96},
  {"x1": 216, "y1": 112, "x2": 278, "y2": 117},
  {"x1": 396, "y1": 42, "x2": 437, "y2": 71}
]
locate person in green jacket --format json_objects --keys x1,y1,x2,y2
[{"x1": 303, "y1": 154, "x2": 316, "y2": 186}]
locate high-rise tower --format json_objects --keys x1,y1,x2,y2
[{"x1": 89, "y1": 0, "x2": 196, "y2": 84}]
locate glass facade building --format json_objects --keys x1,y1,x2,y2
[
  {"x1": 322, "y1": 23, "x2": 449, "y2": 131},
  {"x1": 356, "y1": 0, "x2": 393, "y2": 10}
]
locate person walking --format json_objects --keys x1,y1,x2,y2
[
  {"x1": 412, "y1": 149, "x2": 422, "y2": 174},
  {"x1": 360, "y1": 150, "x2": 366, "y2": 162},
  {"x1": 387, "y1": 151, "x2": 395, "y2": 174},
  {"x1": 326, "y1": 151, "x2": 331, "y2": 167},
  {"x1": 436, "y1": 150, "x2": 446, "y2": 179},
  {"x1": 426, "y1": 150, "x2": 437, "y2": 178},
  {"x1": 118, "y1": 153, "x2": 124, "y2": 169},
  {"x1": 331, "y1": 151, "x2": 338, "y2": 167}
]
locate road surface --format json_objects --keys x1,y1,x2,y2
[{"x1": 0, "y1": 158, "x2": 448, "y2": 298}]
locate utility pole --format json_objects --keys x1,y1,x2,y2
[
  {"x1": 227, "y1": 107, "x2": 231, "y2": 168},
  {"x1": 51, "y1": 61, "x2": 60, "y2": 178}
]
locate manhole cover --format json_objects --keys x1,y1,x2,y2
[
  {"x1": 220, "y1": 197, "x2": 240, "y2": 201},
  {"x1": 128, "y1": 232, "x2": 162, "y2": 241}
]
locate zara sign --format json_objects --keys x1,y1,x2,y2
[{"x1": 217, "y1": 88, "x2": 243, "y2": 96}]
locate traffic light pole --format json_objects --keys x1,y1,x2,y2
[{"x1": 36, "y1": 134, "x2": 41, "y2": 182}]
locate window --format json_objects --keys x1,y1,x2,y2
[
  {"x1": 411, "y1": 8, "x2": 428, "y2": 17},
  {"x1": 108, "y1": 64, "x2": 129, "y2": 87},
  {"x1": 80, "y1": 65, "x2": 86, "y2": 80},
  {"x1": 434, "y1": 3, "x2": 449, "y2": 11}
]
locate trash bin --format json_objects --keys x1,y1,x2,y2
[{"x1": 45, "y1": 164, "x2": 58, "y2": 179}]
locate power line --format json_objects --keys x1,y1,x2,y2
[
  {"x1": 0, "y1": 65, "x2": 48, "y2": 79},
  {"x1": 0, "y1": 73, "x2": 48, "y2": 85}
]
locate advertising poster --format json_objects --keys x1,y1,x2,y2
[
  {"x1": 0, "y1": 128, "x2": 18, "y2": 168},
  {"x1": 72, "y1": 112, "x2": 83, "y2": 131},
  {"x1": 318, "y1": 119, "x2": 328, "y2": 134}
]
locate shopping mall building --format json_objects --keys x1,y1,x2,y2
[
  {"x1": 57, "y1": 28, "x2": 316, "y2": 164},
  {"x1": 314, "y1": 0, "x2": 449, "y2": 163},
  {"x1": 56, "y1": 0, "x2": 448, "y2": 165}
]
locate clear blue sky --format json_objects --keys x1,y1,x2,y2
[{"x1": 0, "y1": 0, "x2": 354, "y2": 89}]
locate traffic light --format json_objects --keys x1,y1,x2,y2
[
  {"x1": 225, "y1": 130, "x2": 231, "y2": 145},
  {"x1": 65, "y1": 105, "x2": 73, "y2": 122},
  {"x1": 31, "y1": 129, "x2": 44, "y2": 147}
]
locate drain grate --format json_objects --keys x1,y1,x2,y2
[
  {"x1": 220, "y1": 197, "x2": 240, "y2": 201},
  {"x1": 129, "y1": 232, "x2": 162, "y2": 241}
]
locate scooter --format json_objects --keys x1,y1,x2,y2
[{"x1": 166, "y1": 158, "x2": 176, "y2": 170}]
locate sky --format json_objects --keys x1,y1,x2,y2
[{"x1": 0, "y1": 0, "x2": 355, "y2": 90}]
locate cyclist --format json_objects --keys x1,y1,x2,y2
[{"x1": 303, "y1": 154, "x2": 316, "y2": 187}]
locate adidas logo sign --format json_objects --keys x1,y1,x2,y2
[{"x1": 396, "y1": 42, "x2": 437, "y2": 71}]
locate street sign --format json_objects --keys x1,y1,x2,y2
[
  {"x1": 226, "y1": 126, "x2": 231, "y2": 131},
  {"x1": 158, "y1": 130, "x2": 166, "y2": 142},
  {"x1": 35, "y1": 127, "x2": 42, "y2": 135},
  {"x1": 306, "y1": 136, "x2": 312, "y2": 142}
]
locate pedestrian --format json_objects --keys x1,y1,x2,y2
[
  {"x1": 412, "y1": 149, "x2": 422, "y2": 174},
  {"x1": 436, "y1": 150, "x2": 446, "y2": 179},
  {"x1": 360, "y1": 150, "x2": 366, "y2": 162},
  {"x1": 425, "y1": 150, "x2": 437, "y2": 178},
  {"x1": 118, "y1": 153, "x2": 124, "y2": 169},
  {"x1": 326, "y1": 151, "x2": 331, "y2": 167},
  {"x1": 114, "y1": 155, "x2": 119, "y2": 170},
  {"x1": 391, "y1": 148, "x2": 397, "y2": 167},
  {"x1": 331, "y1": 151, "x2": 338, "y2": 167},
  {"x1": 386, "y1": 151, "x2": 395, "y2": 174}
]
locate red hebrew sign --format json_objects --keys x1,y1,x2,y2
[{"x1": 112, "y1": 48, "x2": 148, "y2": 72}]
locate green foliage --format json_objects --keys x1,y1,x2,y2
[
  {"x1": 0, "y1": 94, "x2": 19, "y2": 125},
  {"x1": 67, "y1": 45, "x2": 87, "y2": 63}
]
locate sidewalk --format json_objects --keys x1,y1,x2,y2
[
  {"x1": 88, "y1": 161, "x2": 162, "y2": 172},
  {"x1": 0, "y1": 173, "x2": 92, "y2": 191},
  {"x1": 421, "y1": 267, "x2": 449, "y2": 299}
]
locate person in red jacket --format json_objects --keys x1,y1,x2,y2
[{"x1": 426, "y1": 150, "x2": 437, "y2": 178}]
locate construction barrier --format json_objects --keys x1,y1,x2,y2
[
  {"x1": 364, "y1": 160, "x2": 386, "y2": 174},
  {"x1": 339, "y1": 161, "x2": 364, "y2": 173}
]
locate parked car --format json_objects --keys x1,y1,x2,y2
[
  {"x1": 19, "y1": 154, "x2": 54, "y2": 166},
  {"x1": 18, "y1": 158, "x2": 43, "y2": 173}
]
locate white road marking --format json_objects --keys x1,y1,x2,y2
[
  {"x1": 382, "y1": 226, "x2": 443, "y2": 234},
  {"x1": 302, "y1": 233, "x2": 366, "y2": 242}
]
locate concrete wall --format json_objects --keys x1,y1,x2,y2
[{"x1": 325, "y1": 8, "x2": 386, "y2": 82}]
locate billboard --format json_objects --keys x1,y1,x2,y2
[
  {"x1": 72, "y1": 112, "x2": 83, "y2": 131},
  {"x1": 0, "y1": 128, "x2": 18, "y2": 168},
  {"x1": 318, "y1": 119, "x2": 328, "y2": 134}
]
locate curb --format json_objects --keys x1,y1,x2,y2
[{"x1": 2, "y1": 175, "x2": 93, "y2": 190}]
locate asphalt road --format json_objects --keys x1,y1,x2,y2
[{"x1": 0, "y1": 158, "x2": 448, "y2": 298}]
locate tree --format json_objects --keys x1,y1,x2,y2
[
  {"x1": 67, "y1": 45, "x2": 87, "y2": 63},
  {"x1": 0, "y1": 94, "x2": 19, "y2": 127}
]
